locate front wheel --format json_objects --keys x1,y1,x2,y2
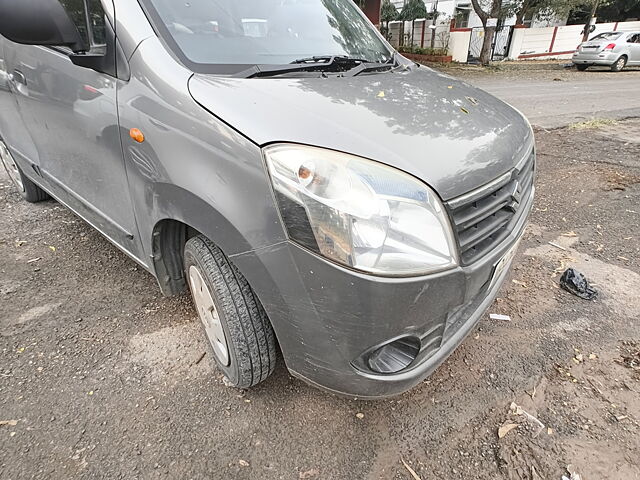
[
  {"x1": 575, "y1": 64, "x2": 589, "y2": 71},
  {"x1": 611, "y1": 56, "x2": 627, "y2": 72},
  {"x1": 0, "y1": 139, "x2": 49, "y2": 203},
  {"x1": 184, "y1": 235, "x2": 277, "y2": 388}
]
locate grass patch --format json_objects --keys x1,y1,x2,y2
[{"x1": 569, "y1": 118, "x2": 618, "y2": 130}]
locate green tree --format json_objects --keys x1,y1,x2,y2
[
  {"x1": 568, "y1": 0, "x2": 640, "y2": 23},
  {"x1": 504, "y1": 0, "x2": 638, "y2": 31},
  {"x1": 380, "y1": 0, "x2": 399, "y2": 41},
  {"x1": 381, "y1": 0, "x2": 399, "y2": 23},
  {"x1": 504, "y1": 0, "x2": 570, "y2": 24},
  {"x1": 399, "y1": 0, "x2": 428, "y2": 47},
  {"x1": 595, "y1": 0, "x2": 640, "y2": 21}
]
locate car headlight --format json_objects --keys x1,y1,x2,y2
[{"x1": 263, "y1": 144, "x2": 458, "y2": 276}]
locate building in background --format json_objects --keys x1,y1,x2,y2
[
  {"x1": 362, "y1": 0, "x2": 382, "y2": 24},
  {"x1": 390, "y1": 0, "x2": 566, "y2": 29}
]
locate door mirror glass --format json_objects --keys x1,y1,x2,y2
[{"x1": 0, "y1": 0, "x2": 88, "y2": 52}]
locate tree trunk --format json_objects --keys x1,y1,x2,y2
[
  {"x1": 582, "y1": 0, "x2": 600, "y2": 42},
  {"x1": 479, "y1": 25, "x2": 496, "y2": 65},
  {"x1": 470, "y1": 0, "x2": 501, "y2": 65},
  {"x1": 410, "y1": 20, "x2": 415, "y2": 49},
  {"x1": 430, "y1": 19, "x2": 436, "y2": 48},
  {"x1": 515, "y1": 0, "x2": 531, "y2": 25},
  {"x1": 430, "y1": 3, "x2": 439, "y2": 48}
]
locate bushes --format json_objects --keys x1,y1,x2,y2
[{"x1": 397, "y1": 45, "x2": 449, "y2": 56}]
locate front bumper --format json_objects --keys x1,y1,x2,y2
[
  {"x1": 232, "y1": 187, "x2": 534, "y2": 399},
  {"x1": 572, "y1": 51, "x2": 619, "y2": 65}
]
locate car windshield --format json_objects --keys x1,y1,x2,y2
[
  {"x1": 142, "y1": 0, "x2": 393, "y2": 74},
  {"x1": 589, "y1": 32, "x2": 622, "y2": 41}
]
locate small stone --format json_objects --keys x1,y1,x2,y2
[{"x1": 355, "y1": 412, "x2": 365, "y2": 419}]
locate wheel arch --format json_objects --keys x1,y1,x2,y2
[
  {"x1": 614, "y1": 54, "x2": 628, "y2": 70},
  {"x1": 151, "y1": 218, "x2": 195, "y2": 296},
  {"x1": 145, "y1": 183, "x2": 283, "y2": 296},
  {"x1": 145, "y1": 183, "x2": 257, "y2": 296}
]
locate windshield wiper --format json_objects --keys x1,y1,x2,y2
[
  {"x1": 233, "y1": 63, "x2": 331, "y2": 79},
  {"x1": 291, "y1": 55, "x2": 371, "y2": 65},
  {"x1": 233, "y1": 55, "x2": 391, "y2": 79},
  {"x1": 346, "y1": 52, "x2": 403, "y2": 77}
]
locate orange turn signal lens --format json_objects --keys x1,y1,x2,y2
[{"x1": 129, "y1": 128, "x2": 145, "y2": 143}]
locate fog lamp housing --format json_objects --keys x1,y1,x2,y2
[{"x1": 358, "y1": 335, "x2": 421, "y2": 374}]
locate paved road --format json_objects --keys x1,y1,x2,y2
[{"x1": 467, "y1": 69, "x2": 640, "y2": 128}]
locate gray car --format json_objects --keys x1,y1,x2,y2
[
  {"x1": 0, "y1": 0, "x2": 535, "y2": 398},
  {"x1": 572, "y1": 31, "x2": 640, "y2": 71}
]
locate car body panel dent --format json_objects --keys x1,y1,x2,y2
[{"x1": 117, "y1": 37, "x2": 287, "y2": 271}]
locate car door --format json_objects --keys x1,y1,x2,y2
[
  {"x1": 3, "y1": 0, "x2": 143, "y2": 259},
  {"x1": 0, "y1": 37, "x2": 42, "y2": 180},
  {"x1": 629, "y1": 34, "x2": 640, "y2": 64}
]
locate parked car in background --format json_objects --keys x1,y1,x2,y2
[
  {"x1": 573, "y1": 31, "x2": 640, "y2": 72},
  {"x1": 0, "y1": 0, "x2": 535, "y2": 398}
]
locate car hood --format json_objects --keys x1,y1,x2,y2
[{"x1": 189, "y1": 66, "x2": 533, "y2": 200}]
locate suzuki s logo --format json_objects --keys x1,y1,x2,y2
[{"x1": 506, "y1": 180, "x2": 522, "y2": 213}]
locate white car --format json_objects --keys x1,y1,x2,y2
[{"x1": 573, "y1": 31, "x2": 640, "y2": 72}]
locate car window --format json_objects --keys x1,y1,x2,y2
[
  {"x1": 59, "y1": 0, "x2": 107, "y2": 47},
  {"x1": 589, "y1": 32, "x2": 622, "y2": 41},
  {"x1": 141, "y1": 0, "x2": 392, "y2": 74}
]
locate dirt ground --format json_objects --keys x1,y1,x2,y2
[{"x1": 1, "y1": 123, "x2": 640, "y2": 477}]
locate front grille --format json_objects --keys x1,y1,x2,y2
[{"x1": 447, "y1": 148, "x2": 535, "y2": 265}]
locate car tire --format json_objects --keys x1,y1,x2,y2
[
  {"x1": 184, "y1": 235, "x2": 277, "y2": 388},
  {"x1": 576, "y1": 64, "x2": 589, "y2": 71},
  {"x1": 611, "y1": 56, "x2": 627, "y2": 72},
  {"x1": 0, "y1": 139, "x2": 50, "y2": 203}
]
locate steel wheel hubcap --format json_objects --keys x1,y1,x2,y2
[
  {"x1": 617, "y1": 58, "x2": 625, "y2": 69},
  {"x1": 188, "y1": 265, "x2": 230, "y2": 366},
  {"x1": 0, "y1": 141, "x2": 24, "y2": 192}
]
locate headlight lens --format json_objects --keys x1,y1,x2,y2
[{"x1": 264, "y1": 144, "x2": 458, "y2": 276}]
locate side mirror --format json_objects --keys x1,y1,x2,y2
[{"x1": 0, "y1": 0, "x2": 88, "y2": 53}]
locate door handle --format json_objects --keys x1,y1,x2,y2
[{"x1": 9, "y1": 70, "x2": 27, "y2": 85}]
